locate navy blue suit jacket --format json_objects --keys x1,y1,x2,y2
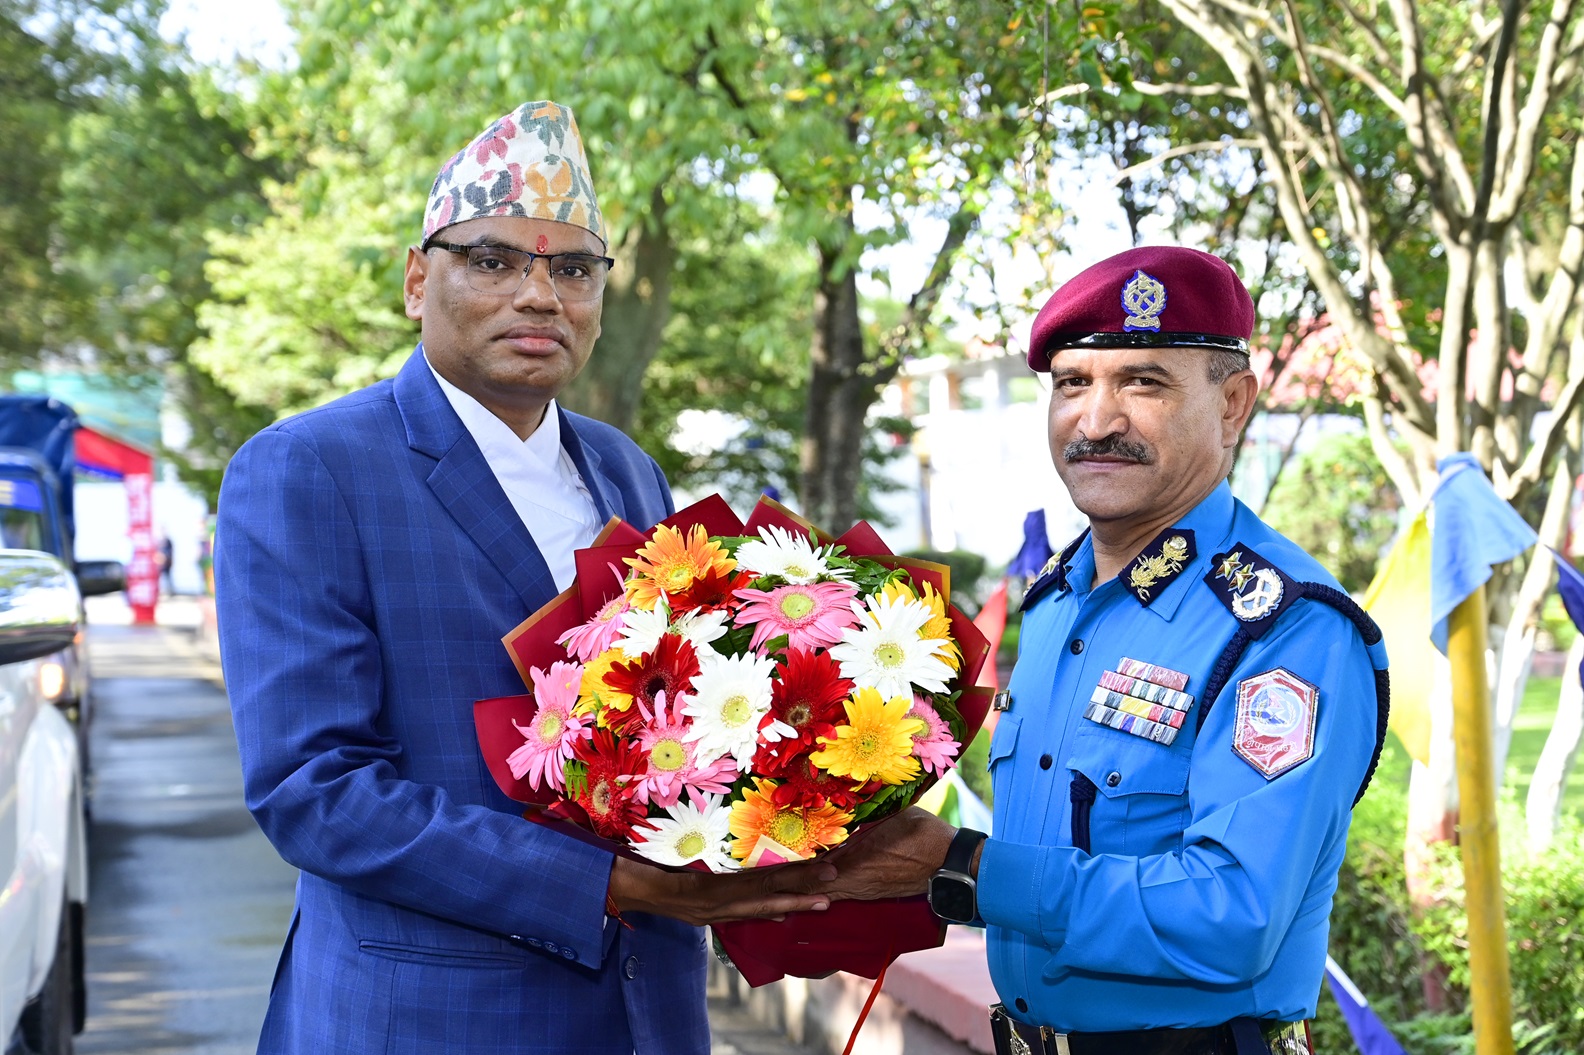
[{"x1": 216, "y1": 349, "x2": 707, "y2": 1054}]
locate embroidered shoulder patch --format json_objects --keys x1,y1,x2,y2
[
  {"x1": 1232, "y1": 667, "x2": 1318, "y2": 779},
  {"x1": 1120, "y1": 529, "x2": 1196, "y2": 606},
  {"x1": 1203, "y1": 543, "x2": 1299, "y2": 638}
]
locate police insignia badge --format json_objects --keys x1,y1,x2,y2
[
  {"x1": 1232, "y1": 667, "x2": 1318, "y2": 778},
  {"x1": 1120, "y1": 529, "x2": 1196, "y2": 605},
  {"x1": 1204, "y1": 543, "x2": 1298, "y2": 638},
  {"x1": 1121, "y1": 269, "x2": 1167, "y2": 332},
  {"x1": 1083, "y1": 656, "x2": 1195, "y2": 746}
]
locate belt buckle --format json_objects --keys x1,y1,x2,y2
[{"x1": 1042, "y1": 1029, "x2": 1071, "y2": 1055}]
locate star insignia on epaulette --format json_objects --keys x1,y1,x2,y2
[
  {"x1": 1204, "y1": 542, "x2": 1297, "y2": 637},
  {"x1": 1120, "y1": 529, "x2": 1196, "y2": 606}
]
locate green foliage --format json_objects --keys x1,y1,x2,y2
[
  {"x1": 1262, "y1": 430, "x2": 1401, "y2": 593},
  {"x1": 902, "y1": 549, "x2": 990, "y2": 609},
  {"x1": 959, "y1": 726, "x2": 992, "y2": 807}
]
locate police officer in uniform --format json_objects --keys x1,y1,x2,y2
[{"x1": 821, "y1": 246, "x2": 1389, "y2": 1055}]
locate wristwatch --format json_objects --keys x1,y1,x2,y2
[{"x1": 928, "y1": 827, "x2": 987, "y2": 924}]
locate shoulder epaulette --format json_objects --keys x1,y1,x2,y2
[
  {"x1": 1202, "y1": 542, "x2": 1300, "y2": 638},
  {"x1": 1020, "y1": 529, "x2": 1089, "y2": 612}
]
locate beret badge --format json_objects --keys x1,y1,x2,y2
[{"x1": 1121, "y1": 270, "x2": 1167, "y2": 332}]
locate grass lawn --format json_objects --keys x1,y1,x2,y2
[{"x1": 1369, "y1": 674, "x2": 1584, "y2": 815}]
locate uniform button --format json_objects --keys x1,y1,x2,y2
[
  {"x1": 1106, "y1": 771, "x2": 1121, "y2": 788},
  {"x1": 624, "y1": 955, "x2": 639, "y2": 979},
  {"x1": 1069, "y1": 639, "x2": 1084, "y2": 655},
  {"x1": 508, "y1": 934, "x2": 522, "y2": 942},
  {"x1": 561, "y1": 947, "x2": 576, "y2": 960},
  {"x1": 543, "y1": 942, "x2": 559, "y2": 954},
  {"x1": 526, "y1": 937, "x2": 543, "y2": 948},
  {"x1": 1015, "y1": 997, "x2": 1028, "y2": 1013},
  {"x1": 1039, "y1": 754, "x2": 1053, "y2": 770}
]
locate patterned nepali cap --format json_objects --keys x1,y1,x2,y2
[
  {"x1": 422, "y1": 100, "x2": 605, "y2": 247},
  {"x1": 1027, "y1": 246, "x2": 1254, "y2": 372}
]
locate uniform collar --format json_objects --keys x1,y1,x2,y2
[{"x1": 1112, "y1": 481, "x2": 1234, "y2": 621}]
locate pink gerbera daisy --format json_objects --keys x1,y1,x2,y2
[
  {"x1": 733, "y1": 580, "x2": 860, "y2": 652},
  {"x1": 508, "y1": 660, "x2": 592, "y2": 791},
  {"x1": 557, "y1": 566, "x2": 632, "y2": 662},
  {"x1": 627, "y1": 691, "x2": 738, "y2": 808},
  {"x1": 906, "y1": 695, "x2": 960, "y2": 775}
]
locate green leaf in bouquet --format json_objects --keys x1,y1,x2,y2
[
  {"x1": 563, "y1": 760, "x2": 589, "y2": 800},
  {"x1": 931, "y1": 688, "x2": 968, "y2": 747},
  {"x1": 849, "y1": 777, "x2": 921, "y2": 824}
]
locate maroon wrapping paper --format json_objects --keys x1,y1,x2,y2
[{"x1": 477, "y1": 495, "x2": 990, "y2": 985}]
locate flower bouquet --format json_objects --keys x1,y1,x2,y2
[{"x1": 474, "y1": 494, "x2": 993, "y2": 985}]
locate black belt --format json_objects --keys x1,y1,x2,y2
[{"x1": 989, "y1": 1004, "x2": 1311, "y2": 1055}]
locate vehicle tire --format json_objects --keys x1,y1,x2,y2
[{"x1": 19, "y1": 896, "x2": 77, "y2": 1055}]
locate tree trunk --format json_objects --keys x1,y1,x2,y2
[
  {"x1": 1526, "y1": 636, "x2": 1584, "y2": 852},
  {"x1": 799, "y1": 244, "x2": 873, "y2": 531},
  {"x1": 560, "y1": 187, "x2": 676, "y2": 430}
]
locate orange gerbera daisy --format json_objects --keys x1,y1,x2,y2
[
  {"x1": 623, "y1": 524, "x2": 737, "y2": 611},
  {"x1": 728, "y1": 777, "x2": 852, "y2": 862}
]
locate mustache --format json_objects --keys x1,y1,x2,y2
[{"x1": 1063, "y1": 435, "x2": 1154, "y2": 464}]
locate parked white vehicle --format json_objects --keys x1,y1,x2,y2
[{"x1": 0, "y1": 551, "x2": 88, "y2": 1055}]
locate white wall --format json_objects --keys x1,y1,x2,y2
[{"x1": 74, "y1": 481, "x2": 210, "y2": 595}]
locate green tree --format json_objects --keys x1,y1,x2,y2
[{"x1": 1262, "y1": 432, "x2": 1401, "y2": 593}]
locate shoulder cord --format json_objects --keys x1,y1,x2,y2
[{"x1": 1069, "y1": 583, "x2": 1391, "y2": 852}]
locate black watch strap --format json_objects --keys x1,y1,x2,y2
[{"x1": 942, "y1": 827, "x2": 987, "y2": 877}]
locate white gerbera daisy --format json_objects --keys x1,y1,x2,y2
[
  {"x1": 618, "y1": 603, "x2": 729, "y2": 658},
  {"x1": 683, "y1": 651, "x2": 778, "y2": 768},
  {"x1": 734, "y1": 525, "x2": 847, "y2": 584},
  {"x1": 828, "y1": 593, "x2": 954, "y2": 699},
  {"x1": 629, "y1": 793, "x2": 737, "y2": 872}
]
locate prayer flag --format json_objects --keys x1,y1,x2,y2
[
  {"x1": 1363, "y1": 511, "x2": 1435, "y2": 764},
  {"x1": 1324, "y1": 956, "x2": 1407, "y2": 1055}
]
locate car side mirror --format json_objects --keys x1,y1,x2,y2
[{"x1": 75, "y1": 560, "x2": 126, "y2": 597}]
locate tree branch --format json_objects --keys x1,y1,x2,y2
[
  {"x1": 1110, "y1": 137, "x2": 1264, "y2": 184},
  {"x1": 1503, "y1": 364, "x2": 1584, "y2": 501}
]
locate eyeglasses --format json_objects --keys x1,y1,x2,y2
[{"x1": 423, "y1": 240, "x2": 615, "y2": 301}]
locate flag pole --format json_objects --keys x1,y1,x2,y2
[{"x1": 1447, "y1": 583, "x2": 1515, "y2": 1055}]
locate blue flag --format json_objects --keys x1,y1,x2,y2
[
  {"x1": 1548, "y1": 546, "x2": 1584, "y2": 633},
  {"x1": 1325, "y1": 956, "x2": 1407, "y2": 1055},
  {"x1": 1429, "y1": 453, "x2": 1537, "y2": 653},
  {"x1": 1007, "y1": 510, "x2": 1054, "y2": 581}
]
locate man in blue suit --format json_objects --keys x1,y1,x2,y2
[{"x1": 216, "y1": 101, "x2": 830, "y2": 1055}]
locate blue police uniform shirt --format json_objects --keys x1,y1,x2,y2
[{"x1": 977, "y1": 481, "x2": 1386, "y2": 1032}]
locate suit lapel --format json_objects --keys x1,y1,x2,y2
[
  {"x1": 394, "y1": 348, "x2": 557, "y2": 612},
  {"x1": 558, "y1": 415, "x2": 621, "y2": 523}
]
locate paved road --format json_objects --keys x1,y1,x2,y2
[{"x1": 74, "y1": 597, "x2": 811, "y2": 1055}]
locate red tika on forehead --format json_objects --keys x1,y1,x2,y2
[{"x1": 1026, "y1": 246, "x2": 1255, "y2": 372}]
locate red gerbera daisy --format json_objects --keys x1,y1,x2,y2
[
  {"x1": 754, "y1": 649, "x2": 853, "y2": 776},
  {"x1": 570, "y1": 729, "x2": 649, "y2": 840},
  {"x1": 603, "y1": 634, "x2": 702, "y2": 735},
  {"x1": 769, "y1": 753, "x2": 865, "y2": 810},
  {"x1": 668, "y1": 564, "x2": 756, "y2": 615}
]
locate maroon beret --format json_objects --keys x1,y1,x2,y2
[{"x1": 1027, "y1": 246, "x2": 1255, "y2": 371}]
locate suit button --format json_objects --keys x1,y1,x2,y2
[
  {"x1": 509, "y1": 935, "x2": 522, "y2": 942},
  {"x1": 1069, "y1": 639, "x2": 1084, "y2": 655},
  {"x1": 561, "y1": 947, "x2": 576, "y2": 960},
  {"x1": 526, "y1": 937, "x2": 542, "y2": 948},
  {"x1": 624, "y1": 955, "x2": 639, "y2": 979},
  {"x1": 1039, "y1": 754, "x2": 1052, "y2": 770},
  {"x1": 1015, "y1": 998, "x2": 1028, "y2": 1013},
  {"x1": 1106, "y1": 771, "x2": 1122, "y2": 788},
  {"x1": 543, "y1": 942, "x2": 559, "y2": 954}
]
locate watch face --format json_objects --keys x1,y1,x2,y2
[{"x1": 929, "y1": 874, "x2": 977, "y2": 923}]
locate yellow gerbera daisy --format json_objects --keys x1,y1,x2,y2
[
  {"x1": 576, "y1": 646, "x2": 634, "y2": 724},
  {"x1": 879, "y1": 579, "x2": 962, "y2": 671},
  {"x1": 623, "y1": 524, "x2": 736, "y2": 611},
  {"x1": 811, "y1": 687, "x2": 926, "y2": 785},
  {"x1": 728, "y1": 778, "x2": 853, "y2": 862}
]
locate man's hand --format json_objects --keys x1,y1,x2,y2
[
  {"x1": 817, "y1": 807, "x2": 958, "y2": 901},
  {"x1": 608, "y1": 855, "x2": 836, "y2": 926}
]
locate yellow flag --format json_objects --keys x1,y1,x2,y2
[{"x1": 1362, "y1": 511, "x2": 1435, "y2": 764}]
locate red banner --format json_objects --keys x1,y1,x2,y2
[{"x1": 124, "y1": 471, "x2": 157, "y2": 624}]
